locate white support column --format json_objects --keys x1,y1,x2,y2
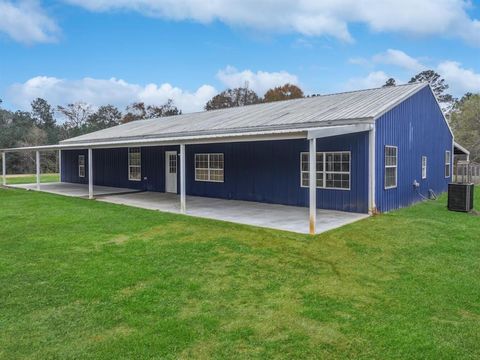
[
  {"x1": 368, "y1": 126, "x2": 376, "y2": 214},
  {"x1": 2, "y1": 152, "x2": 6, "y2": 186},
  {"x1": 36, "y1": 150, "x2": 40, "y2": 190},
  {"x1": 58, "y1": 150, "x2": 62, "y2": 183},
  {"x1": 180, "y1": 144, "x2": 186, "y2": 214},
  {"x1": 309, "y1": 138, "x2": 316, "y2": 235},
  {"x1": 88, "y1": 148, "x2": 93, "y2": 199}
]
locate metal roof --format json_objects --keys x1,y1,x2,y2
[
  {"x1": 454, "y1": 142, "x2": 470, "y2": 155},
  {"x1": 60, "y1": 83, "x2": 428, "y2": 145}
]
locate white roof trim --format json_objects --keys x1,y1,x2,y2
[
  {"x1": 1, "y1": 121, "x2": 375, "y2": 153},
  {"x1": 307, "y1": 123, "x2": 373, "y2": 139},
  {"x1": 454, "y1": 142, "x2": 470, "y2": 155}
]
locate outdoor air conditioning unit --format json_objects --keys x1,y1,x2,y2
[{"x1": 448, "y1": 161, "x2": 475, "y2": 212}]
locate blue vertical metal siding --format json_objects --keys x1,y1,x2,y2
[
  {"x1": 61, "y1": 146, "x2": 180, "y2": 191},
  {"x1": 61, "y1": 149, "x2": 88, "y2": 184},
  {"x1": 375, "y1": 86, "x2": 453, "y2": 212},
  {"x1": 186, "y1": 134, "x2": 369, "y2": 213},
  {"x1": 61, "y1": 133, "x2": 369, "y2": 213}
]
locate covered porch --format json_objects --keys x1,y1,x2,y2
[
  {"x1": 6, "y1": 182, "x2": 368, "y2": 234},
  {"x1": 1, "y1": 122, "x2": 376, "y2": 235}
]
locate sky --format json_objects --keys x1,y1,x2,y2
[{"x1": 0, "y1": 0, "x2": 479, "y2": 114}]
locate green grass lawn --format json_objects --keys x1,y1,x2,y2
[
  {"x1": 5, "y1": 173, "x2": 60, "y2": 185},
  {"x1": 0, "y1": 187, "x2": 479, "y2": 359}
]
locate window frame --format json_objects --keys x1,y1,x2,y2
[
  {"x1": 78, "y1": 155, "x2": 85, "y2": 178},
  {"x1": 384, "y1": 145, "x2": 398, "y2": 190},
  {"x1": 194, "y1": 153, "x2": 224, "y2": 183},
  {"x1": 422, "y1": 156, "x2": 427, "y2": 179},
  {"x1": 445, "y1": 150, "x2": 451, "y2": 178},
  {"x1": 300, "y1": 151, "x2": 351, "y2": 191},
  {"x1": 128, "y1": 147, "x2": 142, "y2": 182}
]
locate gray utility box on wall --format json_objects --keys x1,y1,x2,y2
[{"x1": 448, "y1": 183, "x2": 475, "y2": 212}]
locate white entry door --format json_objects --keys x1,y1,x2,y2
[{"x1": 165, "y1": 151, "x2": 178, "y2": 193}]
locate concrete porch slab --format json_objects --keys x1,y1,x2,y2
[
  {"x1": 8, "y1": 182, "x2": 137, "y2": 198},
  {"x1": 97, "y1": 191, "x2": 369, "y2": 234}
]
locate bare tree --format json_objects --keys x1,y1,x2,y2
[{"x1": 57, "y1": 102, "x2": 93, "y2": 128}]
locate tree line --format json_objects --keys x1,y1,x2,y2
[{"x1": 1, "y1": 70, "x2": 479, "y2": 175}]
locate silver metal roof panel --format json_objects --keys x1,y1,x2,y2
[{"x1": 60, "y1": 82, "x2": 428, "y2": 145}]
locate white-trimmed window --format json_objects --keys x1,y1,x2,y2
[
  {"x1": 300, "y1": 151, "x2": 350, "y2": 190},
  {"x1": 78, "y1": 155, "x2": 85, "y2": 178},
  {"x1": 445, "y1": 150, "x2": 451, "y2": 178},
  {"x1": 325, "y1": 152, "x2": 350, "y2": 189},
  {"x1": 300, "y1": 153, "x2": 324, "y2": 188},
  {"x1": 195, "y1": 153, "x2": 224, "y2": 182},
  {"x1": 128, "y1": 147, "x2": 141, "y2": 181},
  {"x1": 385, "y1": 146, "x2": 397, "y2": 189},
  {"x1": 422, "y1": 156, "x2": 427, "y2": 179}
]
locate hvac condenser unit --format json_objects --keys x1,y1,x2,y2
[
  {"x1": 448, "y1": 161, "x2": 475, "y2": 212},
  {"x1": 448, "y1": 183, "x2": 474, "y2": 212}
]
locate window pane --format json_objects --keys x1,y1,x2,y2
[
  {"x1": 209, "y1": 154, "x2": 224, "y2": 169},
  {"x1": 195, "y1": 169, "x2": 208, "y2": 181},
  {"x1": 301, "y1": 153, "x2": 309, "y2": 172},
  {"x1": 195, "y1": 154, "x2": 208, "y2": 169},
  {"x1": 209, "y1": 169, "x2": 224, "y2": 182},
  {"x1": 317, "y1": 153, "x2": 324, "y2": 171},
  {"x1": 316, "y1": 172, "x2": 323, "y2": 187},
  {"x1": 302, "y1": 172, "x2": 309, "y2": 187},
  {"x1": 385, "y1": 167, "x2": 397, "y2": 188},
  {"x1": 129, "y1": 166, "x2": 141, "y2": 181},
  {"x1": 169, "y1": 155, "x2": 177, "y2": 174}
]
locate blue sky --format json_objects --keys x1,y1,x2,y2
[{"x1": 0, "y1": 0, "x2": 479, "y2": 113}]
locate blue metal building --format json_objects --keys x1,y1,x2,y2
[{"x1": 1, "y1": 83, "x2": 455, "y2": 234}]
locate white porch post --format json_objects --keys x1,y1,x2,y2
[
  {"x1": 2, "y1": 152, "x2": 6, "y2": 186},
  {"x1": 368, "y1": 126, "x2": 376, "y2": 213},
  {"x1": 36, "y1": 150, "x2": 40, "y2": 190},
  {"x1": 309, "y1": 138, "x2": 316, "y2": 235},
  {"x1": 88, "y1": 148, "x2": 93, "y2": 199},
  {"x1": 180, "y1": 144, "x2": 186, "y2": 213},
  {"x1": 58, "y1": 150, "x2": 62, "y2": 183}
]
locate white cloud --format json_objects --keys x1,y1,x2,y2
[
  {"x1": 216, "y1": 66, "x2": 298, "y2": 96},
  {"x1": 6, "y1": 76, "x2": 217, "y2": 113},
  {"x1": 0, "y1": 1, "x2": 58, "y2": 44},
  {"x1": 437, "y1": 61, "x2": 480, "y2": 96},
  {"x1": 5, "y1": 67, "x2": 299, "y2": 113},
  {"x1": 344, "y1": 71, "x2": 390, "y2": 90},
  {"x1": 63, "y1": 0, "x2": 480, "y2": 45},
  {"x1": 372, "y1": 49, "x2": 426, "y2": 72},
  {"x1": 344, "y1": 53, "x2": 480, "y2": 96}
]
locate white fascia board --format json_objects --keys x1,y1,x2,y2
[
  {"x1": 454, "y1": 142, "x2": 470, "y2": 155},
  {"x1": 307, "y1": 123, "x2": 374, "y2": 139},
  {"x1": 1, "y1": 129, "x2": 307, "y2": 152},
  {"x1": 3, "y1": 119, "x2": 375, "y2": 152}
]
